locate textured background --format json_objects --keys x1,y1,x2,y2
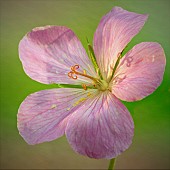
[{"x1": 0, "y1": 0, "x2": 170, "y2": 169}]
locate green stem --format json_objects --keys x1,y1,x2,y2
[{"x1": 108, "y1": 158, "x2": 116, "y2": 170}]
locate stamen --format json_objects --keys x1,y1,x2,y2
[
  {"x1": 83, "y1": 69, "x2": 87, "y2": 75},
  {"x1": 92, "y1": 82, "x2": 96, "y2": 88},
  {"x1": 82, "y1": 84, "x2": 87, "y2": 90}
]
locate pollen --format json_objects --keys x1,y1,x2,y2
[
  {"x1": 66, "y1": 108, "x2": 71, "y2": 111},
  {"x1": 87, "y1": 92, "x2": 92, "y2": 97},
  {"x1": 73, "y1": 97, "x2": 86, "y2": 107},
  {"x1": 83, "y1": 69, "x2": 87, "y2": 75},
  {"x1": 50, "y1": 104, "x2": 57, "y2": 109}
]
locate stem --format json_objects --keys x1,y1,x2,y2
[{"x1": 108, "y1": 158, "x2": 116, "y2": 170}]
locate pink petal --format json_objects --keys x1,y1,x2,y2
[
  {"x1": 112, "y1": 42, "x2": 166, "y2": 101},
  {"x1": 65, "y1": 91, "x2": 134, "y2": 159},
  {"x1": 93, "y1": 7, "x2": 148, "y2": 80},
  {"x1": 18, "y1": 88, "x2": 97, "y2": 145},
  {"x1": 19, "y1": 26, "x2": 96, "y2": 84}
]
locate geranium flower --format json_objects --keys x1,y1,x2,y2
[{"x1": 17, "y1": 7, "x2": 166, "y2": 159}]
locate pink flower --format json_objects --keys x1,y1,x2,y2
[{"x1": 17, "y1": 7, "x2": 166, "y2": 159}]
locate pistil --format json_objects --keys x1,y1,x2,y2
[
  {"x1": 68, "y1": 64, "x2": 98, "y2": 82},
  {"x1": 68, "y1": 64, "x2": 109, "y2": 91}
]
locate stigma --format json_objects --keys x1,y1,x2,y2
[
  {"x1": 68, "y1": 64, "x2": 109, "y2": 91},
  {"x1": 68, "y1": 64, "x2": 97, "y2": 82}
]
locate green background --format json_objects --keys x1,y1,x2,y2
[{"x1": 0, "y1": 0, "x2": 170, "y2": 169}]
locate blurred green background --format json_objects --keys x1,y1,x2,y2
[{"x1": 0, "y1": 0, "x2": 170, "y2": 169}]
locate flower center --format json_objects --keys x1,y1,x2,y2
[{"x1": 68, "y1": 64, "x2": 109, "y2": 91}]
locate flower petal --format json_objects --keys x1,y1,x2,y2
[
  {"x1": 93, "y1": 7, "x2": 148, "y2": 79},
  {"x1": 17, "y1": 88, "x2": 97, "y2": 145},
  {"x1": 112, "y1": 42, "x2": 166, "y2": 101},
  {"x1": 19, "y1": 26, "x2": 96, "y2": 84},
  {"x1": 65, "y1": 91, "x2": 134, "y2": 159}
]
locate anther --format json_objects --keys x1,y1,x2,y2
[
  {"x1": 82, "y1": 84, "x2": 87, "y2": 90},
  {"x1": 83, "y1": 69, "x2": 87, "y2": 75}
]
